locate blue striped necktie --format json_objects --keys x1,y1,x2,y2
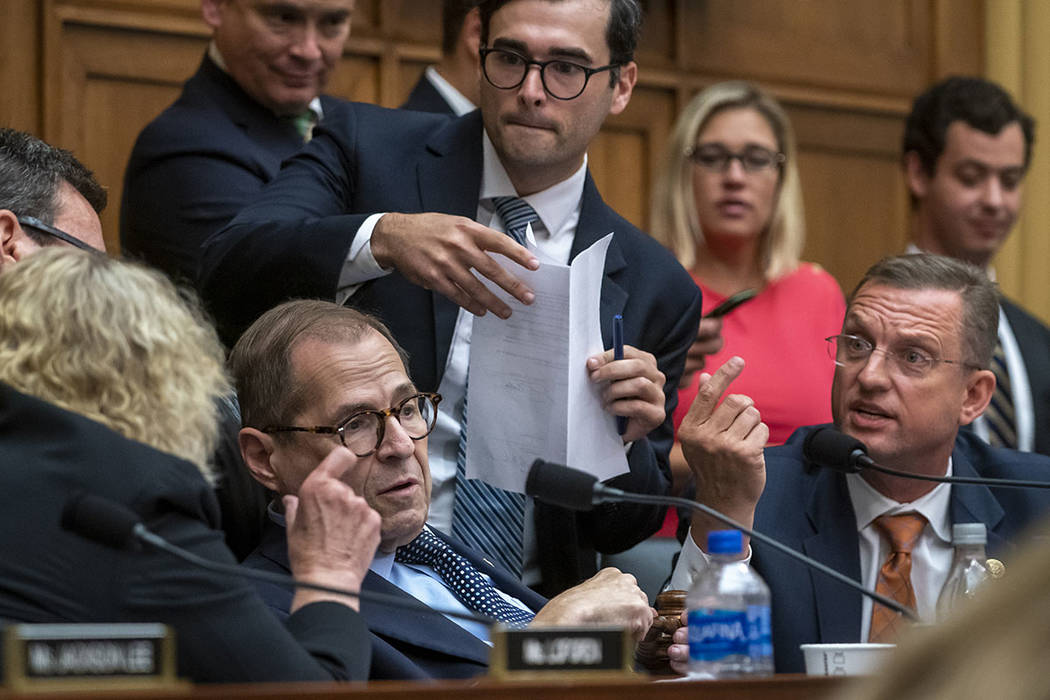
[
  {"x1": 450, "y1": 196, "x2": 538, "y2": 578},
  {"x1": 396, "y1": 529, "x2": 534, "y2": 628}
]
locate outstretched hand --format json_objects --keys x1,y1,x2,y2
[
  {"x1": 370, "y1": 212, "x2": 539, "y2": 318},
  {"x1": 678, "y1": 357, "x2": 767, "y2": 548}
]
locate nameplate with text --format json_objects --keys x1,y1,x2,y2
[
  {"x1": 2, "y1": 623, "x2": 182, "y2": 691},
  {"x1": 490, "y1": 626, "x2": 633, "y2": 679}
]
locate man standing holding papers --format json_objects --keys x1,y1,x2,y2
[{"x1": 201, "y1": 0, "x2": 701, "y2": 595}]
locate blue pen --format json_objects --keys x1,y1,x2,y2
[{"x1": 613, "y1": 314, "x2": 626, "y2": 435}]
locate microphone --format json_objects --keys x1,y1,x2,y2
[
  {"x1": 525, "y1": 459, "x2": 919, "y2": 621},
  {"x1": 61, "y1": 492, "x2": 493, "y2": 625},
  {"x1": 802, "y1": 426, "x2": 1050, "y2": 489},
  {"x1": 802, "y1": 426, "x2": 873, "y2": 473}
]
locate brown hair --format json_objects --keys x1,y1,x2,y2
[{"x1": 230, "y1": 299, "x2": 409, "y2": 431}]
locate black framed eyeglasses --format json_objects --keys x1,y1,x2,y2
[
  {"x1": 263, "y1": 392, "x2": 442, "y2": 457},
  {"x1": 825, "y1": 334, "x2": 980, "y2": 379},
  {"x1": 686, "y1": 144, "x2": 786, "y2": 173},
  {"x1": 480, "y1": 47, "x2": 620, "y2": 101},
  {"x1": 17, "y1": 215, "x2": 97, "y2": 252}
]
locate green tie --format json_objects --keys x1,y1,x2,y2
[{"x1": 291, "y1": 110, "x2": 317, "y2": 142}]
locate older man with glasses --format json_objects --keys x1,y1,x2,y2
[
  {"x1": 233, "y1": 299, "x2": 654, "y2": 680},
  {"x1": 0, "y1": 127, "x2": 106, "y2": 268},
  {"x1": 202, "y1": 0, "x2": 701, "y2": 598},
  {"x1": 665, "y1": 253, "x2": 1050, "y2": 674}
]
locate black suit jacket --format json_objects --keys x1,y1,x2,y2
[
  {"x1": 1001, "y1": 297, "x2": 1050, "y2": 456},
  {"x1": 120, "y1": 55, "x2": 341, "y2": 286},
  {"x1": 400, "y1": 72, "x2": 458, "y2": 115},
  {"x1": 752, "y1": 425, "x2": 1050, "y2": 673},
  {"x1": 244, "y1": 520, "x2": 548, "y2": 679},
  {"x1": 200, "y1": 103, "x2": 702, "y2": 594},
  {"x1": 0, "y1": 383, "x2": 370, "y2": 683}
]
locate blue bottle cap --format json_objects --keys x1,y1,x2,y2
[{"x1": 707, "y1": 529, "x2": 743, "y2": 554}]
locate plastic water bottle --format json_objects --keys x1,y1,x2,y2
[
  {"x1": 936, "y1": 523, "x2": 993, "y2": 621},
  {"x1": 686, "y1": 530, "x2": 773, "y2": 678}
]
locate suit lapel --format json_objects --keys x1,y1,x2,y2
[
  {"x1": 417, "y1": 114, "x2": 485, "y2": 381},
  {"x1": 196, "y1": 55, "x2": 301, "y2": 158},
  {"x1": 948, "y1": 444, "x2": 1006, "y2": 553},
  {"x1": 361, "y1": 571, "x2": 492, "y2": 666},
  {"x1": 801, "y1": 468, "x2": 864, "y2": 643}
]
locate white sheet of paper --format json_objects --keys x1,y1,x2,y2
[{"x1": 466, "y1": 231, "x2": 629, "y2": 492}]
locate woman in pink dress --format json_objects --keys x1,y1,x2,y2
[{"x1": 650, "y1": 82, "x2": 845, "y2": 532}]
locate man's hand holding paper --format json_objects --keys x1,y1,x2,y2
[{"x1": 586, "y1": 346, "x2": 666, "y2": 443}]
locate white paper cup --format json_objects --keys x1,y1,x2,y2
[{"x1": 800, "y1": 643, "x2": 895, "y2": 676}]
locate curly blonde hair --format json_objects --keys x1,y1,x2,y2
[
  {"x1": 650, "y1": 81, "x2": 805, "y2": 280},
  {"x1": 0, "y1": 248, "x2": 229, "y2": 479}
]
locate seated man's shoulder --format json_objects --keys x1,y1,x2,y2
[{"x1": 956, "y1": 429, "x2": 1050, "y2": 477}]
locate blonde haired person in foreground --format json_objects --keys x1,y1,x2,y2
[
  {"x1": 837, "y1": 521, "x2": 1050, "y2": 700},
  {"x1": 0, "y1": 248, "x2": 380, "y2": 683},
  {"x1": 0, "y1": 246, "x2": 226, "y2": 474}
]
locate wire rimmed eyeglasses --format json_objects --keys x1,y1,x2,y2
[{"x1": 825, "y1": 334, "x2": 980, "y2": 378}]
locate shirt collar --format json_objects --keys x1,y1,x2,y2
[
  {"x1": 478, "y1": 132, "x2": 587, "y2": 240},
  {"x1": 424, "y1": 66, "x2": 476, "y2": 117},
  {"x1": 846, "y1": 458, "x2": 954, "y2": 545},
  {"x1": 207, "y1": 41, "x2": 323, "y2": 120}
]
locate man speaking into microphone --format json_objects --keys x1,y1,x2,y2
[{"x1": 667, "y1": 253, "x2": 1050, "y2": 673}]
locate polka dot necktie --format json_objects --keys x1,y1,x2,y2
[
  {"x1": 395, "y1": 529, "x2": 535, "y2": 628},
  {"x1": 449, "y1": 196, "x2": 539, "y2": 578},
  {"x1": 869, "y1": 512, "x2": 926, "y2": 642}
]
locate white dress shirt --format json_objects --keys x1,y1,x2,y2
[
  {"x1": 669, "y1": 461, "x2": 956, "y2": 641},
  {"x1": 423, "y1": 66, "x2": 476, "y2": 117}
]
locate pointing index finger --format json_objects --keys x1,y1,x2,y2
[
  {"x1": 683, "y1": 356, "x2": 745, "y2": 424},
  {"x1": 309, "y1": 446, "x2": 357, "y2": 483}
]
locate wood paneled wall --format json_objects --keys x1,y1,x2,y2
[{"x1": 1, "y1": 0, "x2": 985, "y2": 298}]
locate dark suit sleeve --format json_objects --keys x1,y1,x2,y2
[
  {"x1": 121, "y1": 149, "x2": 275, "y2": 286},
  {"x1": 120, "y1": 497, "x2": 370, "y2": 682},
  {"x1": 198, "y1": 109, "x2": 374, "y2": 346}
]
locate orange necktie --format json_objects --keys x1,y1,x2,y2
[{"x1": 869, "y1": 513, "x2": 926, "y2": 642}]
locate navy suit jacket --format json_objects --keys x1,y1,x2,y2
[
  {"x1": 243, "y1": 520, "x2": 548, "y2": 679},
  {"x1": 400, "y1": 72, "x2": 458, "y2": 115},
  {"x1": 201, "y1": 102, "x2": 702, "y2": 594},
  {"x1": 0, "y1": 384, "x2": 370, "y2": 683},
  {"x1": 753, "y1": 425, "x2": 1050, "y2": 673},
  {"x1": 120, "y1": 55, "x2": 341, "y2": 285},
  {"x1": 1001, "y1": 298, "x2": 1050, "y2": 456}
]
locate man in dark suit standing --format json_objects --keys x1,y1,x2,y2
[
  {"x1": 902, "y1": 77, "x2": 1050, "y2": 456},
  {"x1": 400, "y1": 1, "x2": 481, "y2": 116},
  {"x1": 201, "y1": 0, "x2": 702, "y2": 596},
  {"x1": 232, "y1": 300, "x2": 654, "y2": 679},
  {"x1": 120, "y1": 0, "x2": 354, "y2": 285},
  {"x1": 666, "y1": 254, "x2": 1050, "y2": 673}
]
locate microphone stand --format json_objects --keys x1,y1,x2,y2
[{"x1": 595, "y1": 487, "x2": 919, "y2": 622}]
